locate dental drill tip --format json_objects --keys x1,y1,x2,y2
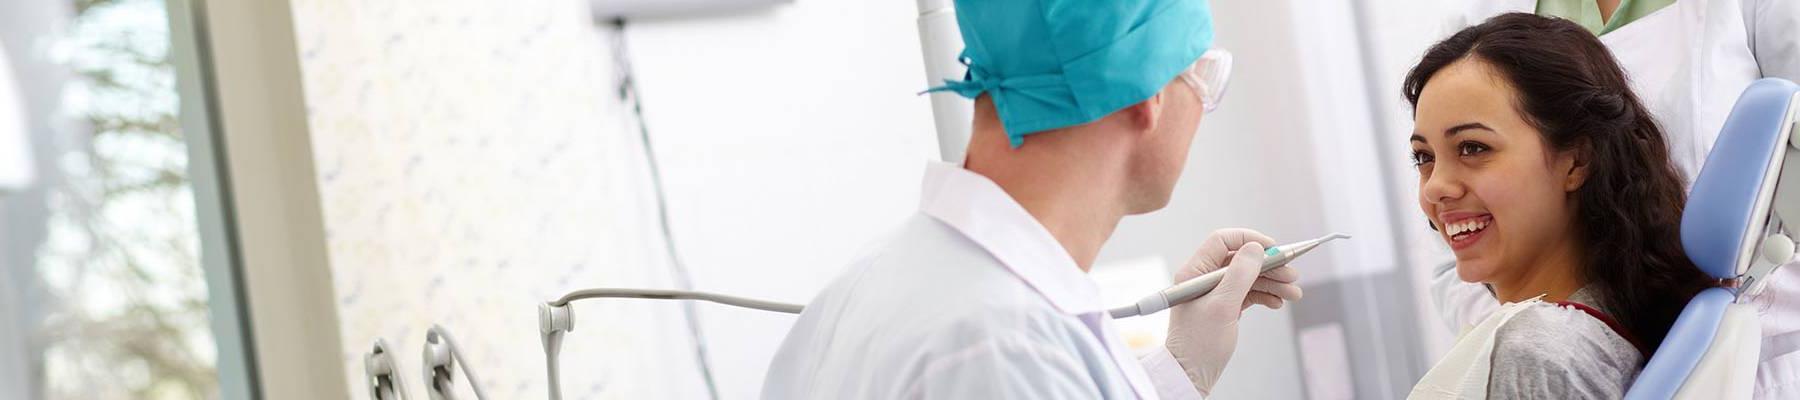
[{"x1": 1328, "y1": 233, "x2": 1351, "y2": 240}]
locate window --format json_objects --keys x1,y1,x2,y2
[{"x1": 1, "y1": 0, "x2": 239, "y2": 398}]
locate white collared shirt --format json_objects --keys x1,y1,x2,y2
[{"x1": 761, "y1": 162, "x2": 1201, "y2": 399}]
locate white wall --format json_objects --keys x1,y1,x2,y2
[{"x1": 624, "y1": 0, "x2": 940, "y2": 396}]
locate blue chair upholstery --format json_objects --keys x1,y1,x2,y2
[
  {"x1": 1624, "y1": 78, "x2": 1800, "y2": 400},
  {"x1": 1628, "y1": 288, "x2": 1734, "y2": 399},
  {"x1": 1681, "y1": 78, "x2": 1800, "y2": 280}
]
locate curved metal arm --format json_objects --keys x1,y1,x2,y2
[
  {"x1": 539, "y1": 288, "x2": 801, "y2": 400},
  {"x1": 549, "y1": 288, "x2": 804, "y2": 314}
]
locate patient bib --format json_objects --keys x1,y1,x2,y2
[{"x1": 1408, "y1": 295, "x2": 1545, "y2": 400}]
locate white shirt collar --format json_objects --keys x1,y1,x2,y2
[
  {"x1": 918, "y1": 162, "x2": 1164, "y2": 400},
  {"x1": 916, "y1": 162, "x2": 1107, "y2": 316}
]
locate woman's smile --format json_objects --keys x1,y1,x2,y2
[{"x1": 1439, "y1": 212, "x2": 1494, "y2": 251}]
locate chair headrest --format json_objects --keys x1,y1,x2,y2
[{"x1": 1683, "y1": 78, "x2": 1800, "y2": 280}]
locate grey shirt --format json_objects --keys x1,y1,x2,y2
[{"x1": 1487, "y1": 287, "x2": 1644, "y2": 399}]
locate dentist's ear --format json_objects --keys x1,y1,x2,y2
[{"x1": 1126, "y1": 90, "x2": 1166, "y2": 134}]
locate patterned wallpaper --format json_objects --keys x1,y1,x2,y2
[{"x1": 288, "y1": 0, "x2": 707, "y2": 397}]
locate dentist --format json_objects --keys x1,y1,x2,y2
[{"x1": 760, "y1": 0, "x2": 1299, "y2": 399}]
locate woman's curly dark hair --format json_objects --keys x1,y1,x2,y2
[{"x1": 1402, "y1": 13, "x2": 1715, "y2": 353}]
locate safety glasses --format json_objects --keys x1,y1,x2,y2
[{"x1": 1178, "y1": 49, "x2": 1233, "y2": 114}]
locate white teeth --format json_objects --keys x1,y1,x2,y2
[{"x1": 1448, "y1": 218, "x2": 1488, "y2": 236}]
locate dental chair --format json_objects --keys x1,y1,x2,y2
[{"x1": 1624, "y1": 78, "x2": 1800, "y2": 400}]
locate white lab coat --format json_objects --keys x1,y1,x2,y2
[
  {"x1": 1437, "y1": 1, "x2": 1800, "y2": 397},
  {"x1": 761, "y1": 162, "x2": 1202, "y2": 400}
]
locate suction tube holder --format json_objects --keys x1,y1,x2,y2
[
  {"x1": 539, "y1": 303, "x2": 573, "y2": 400},
  {"x1": 367, "y1": 339, "x2": 410, "y2": 400}
]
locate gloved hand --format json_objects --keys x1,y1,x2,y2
[{"x1": 1164, "y1": 228, "x2": 1303, "y2": 396}]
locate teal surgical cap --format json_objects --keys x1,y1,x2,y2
[{"x1": 927, "y1": 0, "x2": 1214, "y2": 147}]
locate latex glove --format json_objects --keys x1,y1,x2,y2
[{"x1": 1164, "y1": 228, "x2": 1303, "y2": 395}]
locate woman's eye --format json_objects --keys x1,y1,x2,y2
[
  {"x1": 1410, "y1": 150, "x2": 1434, "y2": 166},
  {"x1": 1457, "y1": 142, "x2": 1490, "y2": 156}
]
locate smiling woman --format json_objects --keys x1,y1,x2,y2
[{"x1": 1400, "y1": 13, "x2": 1716, "y2": 399}]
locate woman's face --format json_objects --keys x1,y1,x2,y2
[{"x1": 1410, "y1": 58, "x2": 1587, "y2": 284}]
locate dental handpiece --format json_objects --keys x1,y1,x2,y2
[{"x1": 1106, "y1": 233, "x2": 1350, "y2": 318}]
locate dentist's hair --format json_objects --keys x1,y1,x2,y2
[{"x1": 1401, "y1": 13, "x2": 1714, "y2": 355}]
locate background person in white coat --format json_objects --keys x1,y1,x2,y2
[
  {"x1": 760, "y1": 0, "x2": 1303, "y2": 398},
  {"x1": 1430, "y1": 1, "x2": 1800, "y2": 397}
]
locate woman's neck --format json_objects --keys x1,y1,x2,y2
[
  {"x1": 1490, "y1": 237, "x2": 1587, "y2": 303},
  {"x1": 1598, "y1": 0, "x2": 1622, "y2": 24}
]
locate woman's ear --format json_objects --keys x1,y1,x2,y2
[{"x1": 1560, "y1": 140, "x2": 1592, "y2": 192}]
